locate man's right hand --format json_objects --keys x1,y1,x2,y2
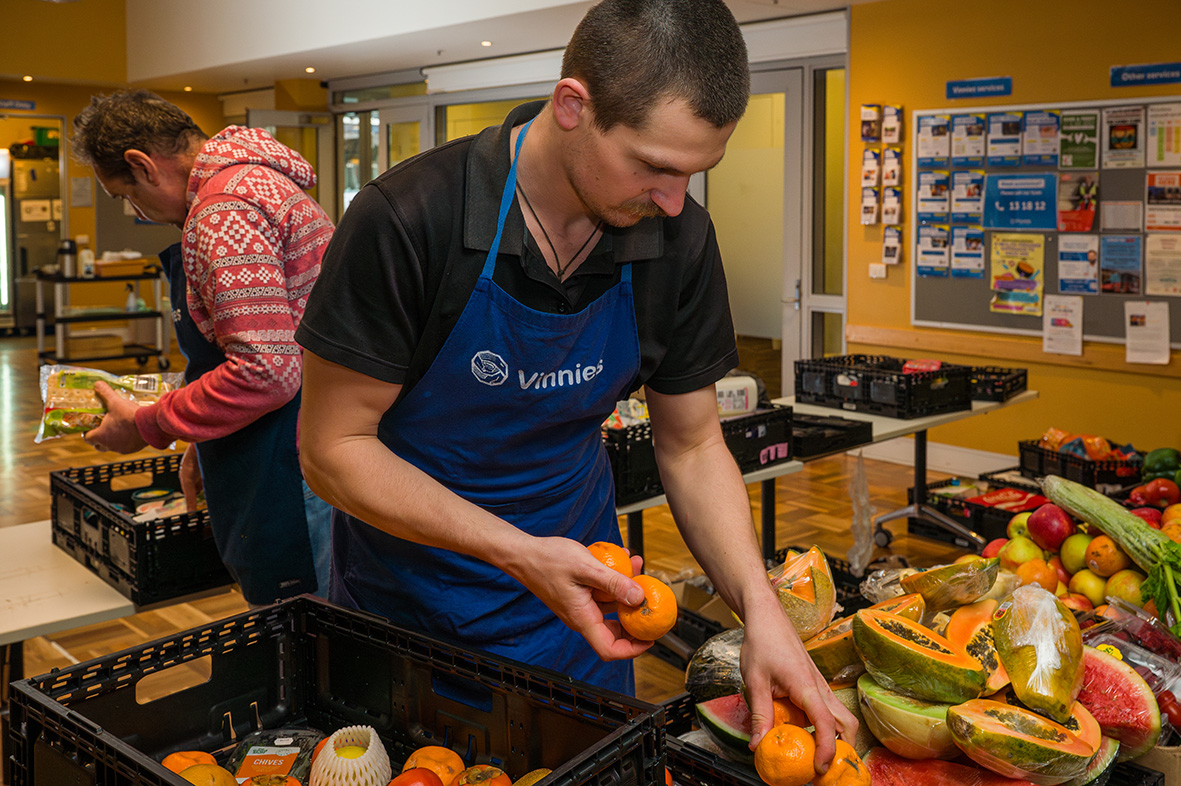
[{"x1": 179, "y1": 442, "x2": 204, "y2": 512}]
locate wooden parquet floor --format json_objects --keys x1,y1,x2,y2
[{"x1": 1, "y1": 334, "x2": 963, "y2": 781}]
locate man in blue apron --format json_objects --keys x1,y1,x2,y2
[{"x1": 296, "y1": 0, "x2": 854, "y2": 773}]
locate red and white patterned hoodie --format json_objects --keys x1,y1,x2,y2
[{"x1": 135, "y1": 127, "x2": 334, "y2": 448}]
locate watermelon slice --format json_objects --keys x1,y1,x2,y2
[
  {"x1": 1076, "y1": 645, "x2": 1161, "y2": 761},
  {"x1": 694, "y1": 693, "x2": 754, "y2": 763},
  {"x1": 863, "y1": 747, "x2": 1038, "y2": 786},
  {"x1": 1065, "y1": 736, "x2": 1120, "y2": 786}
]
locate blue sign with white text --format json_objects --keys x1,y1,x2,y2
[
  {"x1": 0, "y1": 98, "x2": 35, "y2": 111},
  {"x1": 1111, "y1": 62, "x2": 1181, "y2": 87},
  {"x1": 947, "y1": 77, "x2": 1012, "y2": 99},
  {"x1": 983, "y1": 174, "x2": 1057, "y2": 230}
]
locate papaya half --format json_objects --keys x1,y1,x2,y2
[
  {"x1": 805, "y1": 593, "x2": 926, "y2": 682},
  {"x1": 945, "y1": 598, "x2": 1010, "y2": 695},
  {"x1": 852, "y1": 609, "x2": 987, "y2": 704}
]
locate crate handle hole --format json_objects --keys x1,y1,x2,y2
[
  {"x1": 110, "y1": 471, "x2": 155, "y2": 492},
  {"x1": 134, "y1": 655, "x2": 212, "y2": 705}
]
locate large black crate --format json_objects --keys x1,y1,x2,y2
[
  {"x1": 1018, "y1": 439, "x2": 1142, "y2": 492},
  {"x1": 970, "y1": 366, "x2": 1028, "y2": 401},
  {"x1": 49, "y1": 454, "x2": 232, "y2": 606},
  {"x1": 794, "y1": 355, "x2": 972, "y2": 419},
  {"x1": 605, "y1": 405, "x2": 793, "y2": 506},
  {"x1": 9, "y1": 596, "x2": 663, "y2": 786},
  {"x1": 790, "y1": 413, "x2": 873, "y2": 460},
  {"x1": 904, "y1": 478, "x2": 1042, "y2": 549}
]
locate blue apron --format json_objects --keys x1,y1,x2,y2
[
  {"x1": 330, "y1": 120, "x2": 641, "y2": 693},
  {"x1": 159, "y1": 243, "x2": 318, "y2": 605}
]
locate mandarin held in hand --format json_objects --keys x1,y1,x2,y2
[
  {"x1": 617, "y1": 574, "x2": 678, "y2": 641},
  {"x1": 811, "y1": 740, "x2": 870, "y2": 786},
  {"x1": 753, "y1": 723, "x2": 816, "y2": 786},
  {"x1": 586, "y1": 541, "x2": 634, "y2": 602}
]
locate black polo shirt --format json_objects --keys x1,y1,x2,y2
[{"x1": 296, "y1": 101, "x2": 738, "y2": 399}]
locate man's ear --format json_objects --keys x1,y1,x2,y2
[
  {"x1": 123, "y1": 149, "x2": 157, "y2": 184},
  {"x1": 551, "y1": 77, "x2": 592, "y2": 132}
]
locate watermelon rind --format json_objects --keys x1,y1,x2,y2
[
  {"x1": 694, "y1": 694, "x2": 754, "y2": 764},
  {"x1": 852, "y1": 610, "x2": 987, "y2": 704},
  {"x1": 685, "y1": 628, "x2": 744, "y2": 702},
  {"x1": 857, "y1": 674, "x2": 958, "y2": 760},
  {"x1": 947, "y1": 699, "x2": 1096, "y2": 785},
  {"x1": 1076, "y1": 645, "x2": 1162, "y2": 762},
  {"x1": 1065, "y1": 736, "x2": 1120, "y2": 786}
]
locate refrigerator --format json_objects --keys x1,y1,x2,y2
[{"x1": 9, "y1": 153, "x2": 61, "y2": 331}]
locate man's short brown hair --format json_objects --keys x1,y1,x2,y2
[
  {"x1": 72, "y1": 89, "x2": 207, "y2": 182},
  {"x1": 561, "y1": 0, "x2": 750, "y2": 133}
]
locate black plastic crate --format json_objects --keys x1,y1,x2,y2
[
  {"x1": 979, "y1": 466, "x2": 1042, "y2": 493},
  {"x1": 791, "y1": 413, "x2": 873, "y2": 460},
  {"x1": 662, "y1": 694, "x2": 759, "y2": 786},
  {"x1": 605, "y1": 406, "x2": 793, "y2": 506},
  {"x1": 1107, "y1": 761, "x2": 1166, "y2": 786},
  {"x1": 794, "y1": 355, "x2": 972, "y2": 419},
  {"x1": 1018, "y1": 439, "x2": 1142, "y2": 492},
  {"x1": 970, "y1": 366, "x2": 1028, "y2": 401},
  {"x1": 9, "y1": 596, "x2": 664, "y2": 786},
  {"x1": 904, "y1": 478, "x2": 1041, "y2": 549},
  {"x1": 49, "y1": 454, "x2": 232, "y2": 606}
]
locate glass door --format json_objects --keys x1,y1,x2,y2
[
  {"x1": 377, "y1": 104, "x2": 432, "y2": 171},
  {"x1": 246, "y1": 109, "x2": 336, "y2": 221}
]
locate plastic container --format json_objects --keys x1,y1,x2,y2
[
  {"x1": 716, "y1": 375, "x2": 758, "y2": 417},
  {"x1": 970, "y1": 366, "x2": 1028, "y2": 402},
  {"x1": 56, "y1": 239, "x2": 76, "y2": 278},
  {"x1": 794, "y1": 354, "x2": 972, "y2": 419},
  {"x1": 79, "y1": 246, "x2": 97, "y2": 278},
  {"x1": 9, "y1": 596, "x2": 663, "y2": 786},
  {"x1": 1018, "y1": 439, "x2": 1141, "y2": 492},
  {"x1": 790, "y1": 413, "x2": 873, "y2": 460},
  {"x1": 50, "y1": 453, "x2": 232, "y2": 605}
]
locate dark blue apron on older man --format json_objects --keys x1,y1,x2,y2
[
  {"x1": 328, "y1": 119, "x2": 642, "y2": 693},
  {"x1": 159, "y1": 243, "x2": 318, "y2": 605}
]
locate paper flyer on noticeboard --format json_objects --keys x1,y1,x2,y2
[
  {"x1": 1058, "y1": 172, "x2": 1098, "y2": 232},
  {"x1": 1100, "y1": 235, "x2": 1143, "y2": 294},
  {"x1": 882, "y1": 147, "x2": 903, "y2": 186},
  {"x1": 917, "y1": 115, "x2": 951, "y2": 167},
  {"x1": 1146, "y1": 234, "x2": 1181, "y2": 295},
  {"x1": 883, "y1": 226, "x2": 902, "y2": 265},
  {"x1": 951, "y1": 226, "x2": 985, "y2": 278},
  {"x1": 951, "y1": 170, "x2": 985, "y2": 221},
  {"x1": 917, "y1": 225, "x2": 950, "y2": 277},
  {"x1": 1058, "y1": 234, "x2": 1099, "y2": 294},
  {"x1": 1022, "y1": 110, "x2": 1060, "y2": 167},
  {"x1": 1103, "y1": 106, "x2": 1146, "y2": 169},
  {"x1": 917, "y1": 171, "x2": 950, "y2": 222},
  {"x1": 990, "y1": 233, "x2": 1044, "y2": 315},
  {"x1": 1043, "y1": 295, "x2": 1083, "y2": 356},
  {"x1": 1146, "y1": 171, "x2": 1181, "y2": 231},
  {"x1": 1060, "y1": 111, "x2": 1099, "y2": 169},
  {"x1": 1102, "y1": 200, "x2": 1143, "y2": 231},
  {"x1": 951, "y1": 114, "x2": 986, "y2": 166},
  {"x1": 1147, "y1": 103, "x2": 1181, "y2": 167},
  {"x1": 987, "y1": 112, "x2": 1023, "y2": 166},
  {"x1": 1125, "y1": 301, "x2": 1170, "y2": 365}
]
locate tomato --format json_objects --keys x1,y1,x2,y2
[
  {"x1": 1146, "y1": 478, "x2": 1181, "y2": 508},
  {"x1": 1157, "y1": 690, "x2": 1181, "y2": 729},
  {"x1": 391, "y1": 768, "x2": 445, "y2": 786}
]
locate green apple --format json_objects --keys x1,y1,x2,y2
[
  {"x1": 1007, "y1": 512, "x2": 1032, "y2": 540},
  {"x1": 999, "y1": 535, "x2": 1043, "y2": 571},
  {"x1": 1105, "y1": 569, "x2": 1146, "y2": 607},
  {"x1": 1059, "y1": 533, "x2": 1095, "y2": 576},
  {"x1": 1068, "y1": 568, "x2": 1108, "y2": 608}
]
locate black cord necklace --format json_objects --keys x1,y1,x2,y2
[{"x1": 516, "y1": 183, "x2": 602, "y2": 281}]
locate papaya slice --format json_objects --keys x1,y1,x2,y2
[
  {"x1": 986, "y1": 687, "x2": 1101, "y2": 757},
  {"x1": 945, "y1": 599, "x2": 1010, "y2": 695},
  {"x1": 899, "y1": 557, "x2": 1000, "y2": 611},
  {"x1": 992, "y1": 586, "x2": 1083, "y2": 725},
  {"x1": 805, "y1": 594, "x2": 925, "y2": 682},
  {"x1": 768, "y1": 546, "x2": 836, "y2": 639},
  {"x1": 852, "y1": 609, "x2": 987, "y2": 704},
  {"x1": 948, "y1": 698, "x2": 1100, "y2": 784}
]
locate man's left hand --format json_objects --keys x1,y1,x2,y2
[{"x1": 83, "y1": 381, "x2": 149, "y2": 454}]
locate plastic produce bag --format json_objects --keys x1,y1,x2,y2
[
  {"x1": 859, "y1": 566, "x2": 921, "y2": 605},
  {"x1": 992, "y1": 586, "x2": 1083, "y2": 724},
  {"x1": 767, "y1": 546, "x2": 837, "y2": 639},
  {"x1": 847, "y1": 451, "x2": 875, "y2": 577},
  {"x1": 685, "y1": 628, "x2": 744, "y2": 702},
  {"x1": 36, "y1": 364, "x2": 182, "y2": 442}
]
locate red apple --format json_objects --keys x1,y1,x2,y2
[
  {"x1": 1027, "y1": 503, "x2": 1077, "y2": 552},
  {"x1": 1048, "y1": 555, "x2": 1071, "y2": 585},
  {"x1": 981, "y1": 537, "x2": 1008, "y2": 559},
  {"x1": 1130, "y1": 507, "x2": 1163, "y2": 529},
  {"x1": 1060, "y1": 593, "x2": 1095, "y2": 613}
]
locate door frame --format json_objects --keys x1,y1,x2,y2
[
  {"x1": 376, "y1": 102, "x2": 433, "y2": 171},
  {"x1": 246, "y1": 109, "x2": 336, "y2": 222}
]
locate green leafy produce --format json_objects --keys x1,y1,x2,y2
[{"x1": 1043, "y1": 475, "x2": 1181, "y2": 637}]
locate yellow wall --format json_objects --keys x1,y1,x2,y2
[
  {"x1": 1, "y1": 0, "x2": 127, "y2": 85},
  {"x1": 847, "y1": 0, "x2": 1181, "y2": 456}
]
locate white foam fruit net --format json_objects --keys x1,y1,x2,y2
[{"x1": 309, "y1": 725, "x2": 393, "y2": 786}]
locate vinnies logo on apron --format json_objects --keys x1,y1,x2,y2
[{"x1": 471, "y1": 350, "x2": 605, "y2": 390}]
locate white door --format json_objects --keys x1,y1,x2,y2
[
  {"x1": 246, "y1": 109, "x2": 336, "y2": 222},
  {"x1": 377, "y1": 104, "x2": 433, "y2": 171}
]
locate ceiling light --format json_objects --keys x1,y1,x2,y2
[
  {"x1": 305, "y1": 66, "x2": 316, "y2": 74},
  {"x1": 22, "y1": 75, "x2": 32, "y2": 82},
  {"x1": 481, "y1": 40, "x2": 492, "y2": 47},
  {"x1": 184, "y1": 86, "x2": 192, "y2": 92}
]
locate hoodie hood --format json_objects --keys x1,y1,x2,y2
[{"x1": 187, "y1": 125, "x2": 316, "y2": 204}]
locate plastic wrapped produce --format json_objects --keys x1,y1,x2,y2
[
  {"x1": 899, "y1": 558, "x2": 1000, "y2": 612},
  {"x1": 992, "y1": 586, "x2": 1083, "y2": 724},
  {"x1": 37, "y1": 364, "x2": 182, "y2": 441},
  {"x1": 767, "y1": 546, "x2": 837, "y2": 639},
  {"x1": 685, "y1": 628, "x2": 744, "y2": 702}
]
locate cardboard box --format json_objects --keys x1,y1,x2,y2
[
  {"x1": 1139, "y1": 744, "x2": 1181, "y2": 782},
  {"x1": 697, "y1": 593, "x2": 742, "y2": 629},
  {"x1": 96, "y1": 257, "x2": 150, "y2": 277}
]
